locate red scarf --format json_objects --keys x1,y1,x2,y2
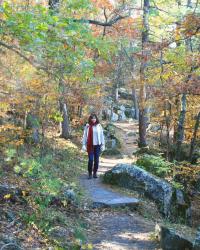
[{"x1": 87, "y1": 123, "x2": 96, "y2": 153}]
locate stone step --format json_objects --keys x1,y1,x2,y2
[
  {"x1": 80, "y1": 175, "x2": 140, "y2": 209},
  {"x1": 92, "y1": 197, "x2": 140, "y2": 209}
]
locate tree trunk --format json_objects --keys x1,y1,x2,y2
[
  {"x1": 175, "y1": 0, "x2": 194, "y2": 160},
  {"x1": 190, "y1": 112, "x2": 200, "y2": 163},
  {"x1": 173, "y1": 96, "x2": 180, "y2": 143},
  {"x1": 48, "y1": 0, "x2": 70, "y2": 138},
  {"x1": 77, "y1": 106, "x2": 83, "y2": 118},
  {"x1": 49, "y1": 0, "x2": 59, "y2": 9},
  {"x1": 26, "y1": 113, "x2": 40, "y2": 144},
  {"x1": 115, "y1": 85, "x2": 119, "y2": 102},
  {"x1": 139, "y1": 109, "x2": 147, "y2": 147},
  {"x1": 165, "y1": 101, "x2": 171, "y2": 160},
  {"x1": 176, "y1": 93, "x2": 187, "y2": 160},
  {"x1": 138, "y1": 0, "x2": 150, "y2": 147},
  {"x1": 132, "y1": 87, "x2": 139, "y2": 120},
  {"x1": 58, "y1": 77, "x2": 71, "y2": 139},
  {"x1": 59, "y1": 101, "x2": 71, "y2": 139}
]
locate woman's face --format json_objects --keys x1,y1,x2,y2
[{"x1": 91, "y1": 116, "x2": 96, "y2": 123}]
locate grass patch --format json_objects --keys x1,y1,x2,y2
[{"x1": 1, "y1": 137, "x2": 90, "y2": 249}]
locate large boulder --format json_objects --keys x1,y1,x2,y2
[
  {"x1": 103, "y1": 164, "x2": 173, "y2": 216},
  {"x1": 0, "y1": 235, "x2": 22, "y2": 250},
  {"x1": 106, "y1": 139, "x2": 117, "y2": 149},
  {"x1": 102, "y1": 109, "x2": 112, "y2": 120},
  {"x1": 63, "y1": 188, "x2": 76, "y2": 202},
  {"x1": 102, "y1": 124, "x2": 121, "y2": 156},
  {"x1": 103, "y1": 124, "x2": 121, "y2": 150},
  {"x1": 194, "y1": 227, "x2": 200, "y2": 250},
  {"x1": 125, "y1": 108, "x2": 135, "y2": 119},
  {"x1": 103, "y1": 164, "x2": 191, "y2": 221},
  {"x1": 119, "y1": 105, "x2": 126, "y2": 111},
  {"x1": 111, "y1": 112, "x2": 118, "y2": 122},
  {"x1": 118, "y1": 88, "x2": 133, "y2": 100},
  {"x1": 118, "y1": 110, "x2": 127, "y2": 121},
  {"x1": 155, "y1": 224, "x2": 193, "y2": 250}
]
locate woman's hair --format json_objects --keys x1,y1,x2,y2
[{"x1": 88, "y1": 113, "x2": 99, "y2": 124}]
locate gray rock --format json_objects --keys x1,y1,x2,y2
[
  {"x1": 155, "y1": 224, "x2": 193, "y2": 250},
  {"x1": 48, "y1": 226, "x2": 72, "y2": 247},
  {"x1": 103, "y1": 124, "x2": 121, "y2": 152},
  {"x1": 111, "y1": 112, "x2": 118, "y2": 122},
  {"x1": 93, "y1": 197, "x2": 139, "y2": 209},
  {"x1": 126, "y1": 131, "x2": 137, "y2": 137},
  {"x1": 194, "y1": 227, "x2": 200, "y2": 250},
  {"x1": 118, "y1": 110, "x2": 127, "y2": 121},
  {"x1": 103, "y1": 164, "x2": 190, "y2": 220},
  {"x1": 119, "y1": 105, "x2": 126, "y2": 111},
  {"x1": 118, "y1": 88, "x2": 133, "y2": 100},
  {"x1": 125, "y1": 108, "x2": 135, "y2": 119},
  {"x1": 176, "y1": 189, "x2": 186, "y2": 206},
  {"x1": 0, "y1": 243, "x2": 22, "y2": 250},
  {"x1": 80, "y1": 175, "x2": 140, "y2": 210},
  {"x1": 5, "y1": 211, "x2": 16, "y2": 222},
  {"x1": 106, "y1": 139, "x2": 117, "y2": 149},
  {"x1": 63, "y1": 188, "x2": 76, "y2": 201},
  {"x1": 49, "y1": 226, "x2": 69, "y2": 239},
  {"x1": 0, "y1": 235, "x2": 22, "y2": 250},
  {"x1": 103, "y1": 164, "x2": 173, "y2": 216},
  {"x1": 148, "y1": 124, "x2": 161, "y2": 132},
  {"x1": 102, "y1": 108, "x2": 113, "y2": 120}
]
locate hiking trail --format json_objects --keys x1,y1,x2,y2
[{"x1": 81, "y1": 121, "x2": 159, "y2": 250}]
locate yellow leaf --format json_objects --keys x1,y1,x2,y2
[
  {"x1": 22, "y1": 191, "x2": 27, "y2": 196},
  {"x1": 62, "y1": 200, "x2": 68, "y2": 207},
  {"x1": 81, "y1": 244, "x2": 87, "y2": 250},
  {"x1": 4, "y1": 194, "x2": 11, "y2": 199},
  {"x1": 87, "y1": 243, "x2": 93, "y2": 250}
]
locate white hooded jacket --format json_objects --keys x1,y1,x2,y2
[{"x1": 82, "y1": 123, "x2": 105, "y2": 147}]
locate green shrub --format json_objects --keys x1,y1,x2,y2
[
  {"x1": 133, "y1": 147, "x2": 163, "y2": 156},
  {"x1": 136, "y1": 154, "x2": 173, "y2": 178},
  {"x1": 171, "y1": 181, "x2": 184, "y2": 190},
  {"x1": 102, "y1": 148, "x2": 122, "y2": 156}
]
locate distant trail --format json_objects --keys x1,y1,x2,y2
[
  {"x1": 98, "y1": 120, "x2": 139, "y2": 174},
  {"x1": 81, "y1": 120, "x2": 158, "y2": 250},
  {"x1": 113, "y1": 120, "x2": 139, "y2": 157}
]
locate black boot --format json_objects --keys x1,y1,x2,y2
[
  {"x1": 88, "y1": 173, "x2": 92, "y2": 179},
  {"x1": 93, "y1": 172, "x2": 98, "y2": 178}
]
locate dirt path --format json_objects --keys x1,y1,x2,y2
[
  {"x1": 82, "y1": 120, "x2": 159, "y2": 250},
  {"x1": 113, "y1": 121, "x2": 139, "y2": 157},
  {"x1": 87, "y1": 210, "x2": 158, "y2": 250},
  {"x1": 98, "y1": 120, "x2": 138, "y2": 174}
]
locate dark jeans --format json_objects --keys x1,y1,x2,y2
[{"x1": 88, "y1": 145, "x2": 101, "y2": 174}]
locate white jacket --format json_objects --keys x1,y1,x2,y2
[{"x1": 82, "y1": 123, "x2": 105, "y2": 146}]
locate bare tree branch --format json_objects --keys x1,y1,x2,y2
[
  {"x1": 0, "y1": 41, "x2": 49, "y2": 73},
  {"x1": 73, "y1": 14, "x2": 129, "y2": 27}
]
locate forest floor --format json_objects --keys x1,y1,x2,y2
[
  {"x1": 0, "y1": 120, "x2": 198, "y2": 249},
  {"x1": 81, "y1": 120, "x2": 160, "y2": 250}
]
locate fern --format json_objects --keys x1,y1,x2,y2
[{"x1": 136, "y1": 154, "x2": 173, "y2": 178}]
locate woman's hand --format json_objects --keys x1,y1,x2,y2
[
  {"x1": 101, "y1": 144, "x2": 105, "y2": 152},
  {"x1": 82, "y1": 145, "x2": 87, "y2": 151}
]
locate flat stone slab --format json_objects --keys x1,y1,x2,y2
[
  {"x1": 93, "y1": 197, "x2": 139, "y2": 208},
  {"x1": 80, "y1": 175, "x2": 140, "y2": 208}
]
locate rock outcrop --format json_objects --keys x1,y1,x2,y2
[
  {"x1": 103, "y1": 164, "x2": 191, "y2": 221},
  {"x1": 155, "y1": 224, "x2": 193, "y2": 250},
  {"x1": 193, "y1": 227, "x2": 200, "y2": 250}
]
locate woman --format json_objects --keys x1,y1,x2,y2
[{"x1": 82, "y1": 113, "x2": 105, "y2": 179}]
